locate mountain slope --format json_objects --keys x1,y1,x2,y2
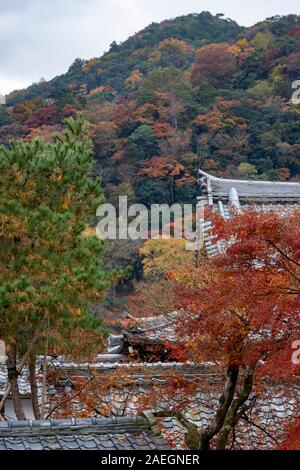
[
  {"x1": 1, "y1": 12, "x2": 300, "y2": 209},
  {"x1": 6, "y1": 12, "x2": 243, "y2": 105}
]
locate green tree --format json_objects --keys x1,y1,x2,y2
[
  {"x1": 0, "y1": 106, "x2": 13, "y2": 126},
  {"x1": 135, "y1": 178, "x2": 170, "y2": 207},
  {"x1": 127, "y1": 124, "x2": 158, "y2": 160},
  {"x1": 236, "y1": 162, "x2": 259, "y2": 180},
  {"x1": 0, "y1": 115, "x2": 111, "y2": 419},
  {"x1": 139, "y1": 67, "x2": 192, "y2": 104}
]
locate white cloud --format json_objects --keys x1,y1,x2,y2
[
  {"x1": 0, "y1": 75, "x2": 32, "y2": 95},
  {"x1": 0, "y1": 0, "x2": 299, "y2": 94}
]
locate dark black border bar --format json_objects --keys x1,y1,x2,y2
[{"x1": 0, "y1": 450, "x2": 299, "y2": 467}]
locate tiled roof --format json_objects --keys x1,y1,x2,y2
[
  {"x1": 199, "y1": 169, "x2": 300, "y2": 203},
  {"x1": 43, "y1": 361, "x2": 299, "y2": 450},
  {"x1": 107, "y1": 314, "x2": 179, "y2": 354},
  {"x1": 198, "y1": 169, "x2": 300, "y2": 256},
  {"x1": 0, "y1": 358, "x2": 214, "y2": 398},
  {"x1": 0, "y1": 364, "x2": 32, "y2": 396},
  {"x1": 0, "y1": 416, "x2": 170, "y2": 450},
  {"x1": 1, "y1": 356, "x2": 298, "y2": 450},
  {"x1": 159, "y1": 385, "x2": 300, "y2": 450},
  {"x1": 126, "y1": 315, "x2": 178, "y2": 343}
]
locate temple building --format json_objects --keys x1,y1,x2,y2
[
  {"x1": 0, "y1": 172, "x2": 299, "y2": 448},
  {"x1": 197, "y1": 169, "x2": 300, "y2": 257}
]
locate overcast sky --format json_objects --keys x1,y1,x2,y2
[{"x1": 0, "y1": 0, "x2": 299, "y2": 94}]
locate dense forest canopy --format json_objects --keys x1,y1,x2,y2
[{"x1": 1, "y1": 11, "x2": 300, "y2": 209}]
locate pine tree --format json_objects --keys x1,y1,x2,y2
[{"x1": 0, "y1": 115, "x2": 111, "y2": 419}]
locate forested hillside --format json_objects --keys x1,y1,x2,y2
[{"x1": 1, "y1": 11, "x2": 300, "y2": 209}]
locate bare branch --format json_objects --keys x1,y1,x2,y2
[
  {"x1": 242, "y1": 413, "x2": 280, "y2": 446},
  {"x1": 45, "y1": 376, "x2": 95, "y2": 420},
  {"x1": 267, "y1": 240, "x2": 300, "y2": 268}
]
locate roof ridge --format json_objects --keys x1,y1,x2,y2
[
  {"x1": 0, "y1": 415, "x2": 171, "y2": 450},
  {"x1": 0, "y1": 416, "x2": 149, "y2": 436},
  {"x1": 199, "y1": 169, "x2": 300, "y2": 187}
]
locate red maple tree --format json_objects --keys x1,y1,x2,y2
[{"x1": 166, "y1": 208, "x2": 300, "y2": 449}]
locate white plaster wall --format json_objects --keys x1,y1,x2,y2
[
  {"x1": 4, "y1": 399, "x2": 35, "y2": 421},
  {"x1": 0, "y1": 340, "x2": 6, "y2": 363}
]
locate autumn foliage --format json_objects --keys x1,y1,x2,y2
[
  {"x1": 191, "y1": 43, "x2": 240, "y2": 87},
  {"x1": 167, "y1": 208, "x2": 300, "y2": 448}
]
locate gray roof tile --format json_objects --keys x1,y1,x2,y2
[
  {"x1": 198, "y1": 170, "x2": 300, "y2": 257},
  {"x1": 0, "y1": 416, "x2": 170, "y2": 450},
  {"x1": 74, "y1": 436, "x2": 98, "y2": 450},
  {"x1": 22, "y1": 438, "x2": 45, "y2": 451},
  {"x1": 4, "y1": 438, "x2": 26, "y2": 451},
  {"x1": 199, "y1": 169, "x2": 300, "y2": 201}
]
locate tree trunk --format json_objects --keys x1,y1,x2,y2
[
  {"x1": 0, "y1": 334, "x2": 39, "y2": 416},
  {"x1": 199, "y1": 365, "x2": 239, "y2": 450},
  {"x1": 155, "y1": 409, "x2": 200, "y2": 450},
  {"x1": 216, "y1": 365, "x2": 256, "y2": 450},
  {"x1": 6, "y1": 344, "x2": 26, "y2": 420},
  {"x1": 29, "y1": 355, "x2": 41, "y2": 420},
  {"x1": 40, "y1": 347, "x2": 48, "y2": 419},
  {"x1": 168, "y1": 176, "x2": 175, "y2": 205}
]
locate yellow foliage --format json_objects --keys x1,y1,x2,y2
[
  {"x1": 236, "y1": 38, "x2": 249, "y2": 49},
  {"x1": 251, "y1": 32, "x2": 274, "y2": 50},
  {"x1": 62, "y1": 191, "x2": 72, "y2": 209},
  {"x1": 140, "y1": 238, "x2": 194, "y2": 279},
  {"x1": 81, "y1": 226, "x2": 97, "y2": 238},
  {"x1": 125, "y1": 69, "x2": 143, "y2": 88},
  {"x1": 158, "y1": 38, "x2": 190, "y2": 53},
  {"x1": 83, "y1": 58, "x2": 101, "y2": 72}
]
